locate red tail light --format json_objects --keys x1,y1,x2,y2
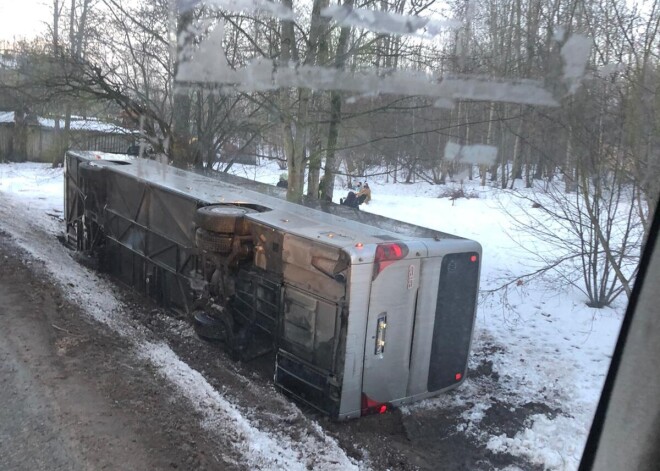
[
  {"x1": 373, "y1": 243, "x2": 409, "y2": 279},
  {"x1": 361, "y1": 393, "x2": 390, "y2": 416}
]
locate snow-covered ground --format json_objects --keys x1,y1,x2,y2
[
  {"x1": 229, "y1": 161, "x2": 625, "y2": 469},
  {"x1": 0, "y1": 160, "x2": 625, "y2": 470}
]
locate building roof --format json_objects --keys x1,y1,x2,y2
[{"x1": 0, "y1": 111, "x2": 135, "y2": 134}]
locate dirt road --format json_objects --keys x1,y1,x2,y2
[{"x1": 0, "y1": 232, "x2": 228, "y2": 471}]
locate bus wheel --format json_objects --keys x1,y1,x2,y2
[
  {"x1": 195, "y1": 228, "x2": 233, "y2": 254},
  {"x1": 194, "y1": 205, "x2": 255, "y2": 235},
  {"x1": 193, "y1": 310, "x2": 234, "y2": 348}
]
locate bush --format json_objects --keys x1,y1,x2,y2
[{"x1": 438, "y1": 187, "x2": 479, "y2": 200}]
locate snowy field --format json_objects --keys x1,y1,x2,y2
[{"x1": 0, "y1": 160, "x2": 625, "y2": 470}]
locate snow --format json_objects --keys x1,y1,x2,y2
[
  {"x1": 320, "y1": 5, "x2": 462, "y2": 37},
  {"x1": 0, "y1": 161, "x2": 626, "y2": 470},
  {"x1": 142, "y1": 343, "x2": 358, "y2": 470},
  {"x1": 179, "y1": 39, "x2": 559, "y2": 105},
  {"x1": 0, "y1": 110, "x2": 134, "y2": 134},
  {"x1": 222, "y1": 160, "x2": 624, "y2": 470},
  {"x1": 176, "y1": 22, "x2": 234, "y2": 84},
  {"x1": 175, "y1": 24, "x2": 564, "y2": 106},
  {"x1": 322, "y1": 5, "x2": 426, "y2": 35},
  {"x1": 0, "y1": 111, "x2": 14, "y2": 123},
  {"x1": 366, "y1": 185, "x2": 621, "y2": 470},
  {"x1": 206, "y1": 0, "x2": 294, "y2": 21},
  {"x1": 340, "y1": 174, "x2": 621, "y2": 470},
  {"x1": 444, "y1": 141, "x2": 498, "y2": 165},
  {"x1": 38, "y1": 116, "x2": 133, "y2": 134},
  {"x1": 487, "y1": 414, "x2": 586, "y2": 469},
  {"x1": 560, "y1": 35, "x2": 592, "y2": 93}
]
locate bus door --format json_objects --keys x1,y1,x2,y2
[{"x1": 361, "y1": 241, "x2": 424, "y2": 412}]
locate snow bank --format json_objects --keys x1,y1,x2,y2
[
  {"x1": 487, "y1": 414, "x2": 586, "y2": 469},
  {"x1": 142, "y1": 344, "x2": 358, "y2": 470}
]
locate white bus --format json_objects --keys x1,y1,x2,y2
[{"x1": 64, "y1": 150, "x2": 481, "y2": 419}]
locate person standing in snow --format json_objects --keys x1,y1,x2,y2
[{"x1": 318, "y1": 174, "x2": 332, "y2": 201}]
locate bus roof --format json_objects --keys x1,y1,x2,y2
[{"x1": 68, "y1": 151, "x2": 462, "y2": 247}]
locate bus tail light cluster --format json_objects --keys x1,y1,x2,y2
[
  {"x1": 373, "y1": 243, "x2": 409, "y2": 279},
  {"x1": 361, "y1": 393, "x2": 390, "y2": 416}
]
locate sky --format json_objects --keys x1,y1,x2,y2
[
  {"x1": 0, "y1": 0, "x2": 51, "y2": 43},
  {"x1": 0, "y1": 0, "x2": 651, "y2": 45},
  {"x1": 1, "y1": 0, "x2": 453, "y2": 45}
]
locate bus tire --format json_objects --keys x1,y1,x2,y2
[
  {"x1": 195, "y1": 228, "x2": 233, "y2": 253},
  {"x1": 193, "y1": 311, "x2": 234, "y2": 349},
  {"x1": 194, "y1": 205, "x2": 255, "y2": 235}
]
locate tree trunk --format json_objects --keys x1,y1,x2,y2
[
  {"x1": 481, "y1": 102, "x2": 495, "y2": 186},
  {"x1": 280, "y1": 0, "x2": 327, "y2": 202},
  {"x1": 51, "y1": 0, "x2": 62, "y2": 167},
  {"x1": 63, "y1": 104, "x2": 72, "y2": 160},
  {"x1": 321, "y1": 0, "x2": 353, "y2": 202},
  {"x1": 564, "y1": 121, "x2": 576, "y2": 193},
  {"x1": 461, "y1": 100, "x2": 472, "y2": 180},
  {"x1": 307, "y1": 131, "x2": 322, "y2": 198},
  {"x1": 500, "y1": 108, "x2": 508, "y2": 189},
  {"x1": 13, "y1": 110, "x2": 28, "y2": 162},
  {"x1": 323, "y1": 91, "x2": 343, "y2": 200},
  {"x1": 509, "y1": 108, "x2": 524, "y2": 189},
  {"x1": 172, "y1": 9, "x2": 193, "y2": 168}
]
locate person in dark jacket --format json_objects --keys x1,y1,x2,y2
[
  {"x1": 340, "y1": 191, "x2": 360, "y2": 208},
  {"x1": 276, "y1": 173, "x2": 288, "y2": 188}
]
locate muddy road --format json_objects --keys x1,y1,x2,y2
[
  {"x1": 0, "y1": 228, "x2": 542, "y2": 470},
  {"x1": 0, "y1": 234, "x2": 229, "y2": 470}
]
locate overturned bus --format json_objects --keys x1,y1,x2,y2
[{"x1": 64, "y1": 150, "x2": 481, "y2": 420}]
